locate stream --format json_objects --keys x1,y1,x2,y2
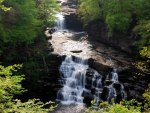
[{"x1": 51, "y1": 0, "x2": 127, "y2": 112}]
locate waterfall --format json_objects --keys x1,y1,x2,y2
[
  {"x1": 56, "y1": 13, "x2": 65, "y2": 31},
  {"x1": 105, "y1": 69, "x2": 127, "y2": 103},
  {"x1": 57, "y1": 56, "x2": 127, "y2": 105},
  {"x1": 57, "y1": 56, "x2": 88, "y2": 104}
]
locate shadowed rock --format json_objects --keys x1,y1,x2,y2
[{"x1": 70, "y1": 50, "x2": 82, "y2": 53}]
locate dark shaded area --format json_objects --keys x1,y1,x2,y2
[
  {"x1": 85, "y1": 20, "x2": 137, "y2": 54},
  {"x1": 0, "y1": 35, "x2": 62, "y2": 102},
  {"x1": 118, "y1": 68, "x2": 150, "y2": 102},
  {"x1": 65, "y1": 13, "x2": 83, "y2": 32}
]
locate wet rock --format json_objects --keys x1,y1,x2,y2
[
  {"x1": 61, "y1": 55, "x2": 66, "y2": 61},
  {"x1": 85, "y1": 84, "x2": 92, "y2": 90},
  {"x1": 44, "y1": 28, "x2": 56, "y2": 40},
  {"x1": 82, "y1": 90, "x2": 91, "y2": 97},
  {"x1": 101, "y1": 86, "x2": 109, "y2": 101},
  {"x1": 65, "y1": 13, "x2": 83, "y2": 31},
  {"x1": 61, "y1": 2, "x2": 68, "y2": 6},
  {"x1": 128, "y1": 90, "x2": 144, "y2": 101},
  {"x1": 86, "y1": 20, "x2": 136, "y2": 53},
  {"x1": 70, "y1": 50, "x2": 82, "y2": 53},
  {"x1": 56, "y1": 0, "x2": 61, "y2": 4},
  {"x1": 105, "y1": 80, "x2": 114, "y2": 86},
  {"x1": 47, "y1": 47, "x2": 54, "y2": 52},
  {"x1": 44, "y1": 30, "x2": 52, "y2": 40},
  {"x1": 89, "y1": 59, "x2": 111, "y2": 75},
  {"x1": 84, "y1": 97, "x2": 93, "y2": 106},
  {"x1": 86, "y1": 69, "x2": 95, "y2": 77},
  {"x1": 113, "y1": 82, "x2": 122, "y2": 91},
  {"x1": 91, "y1": 88, "x2": 96, "y2": 95},
  {"x1": 49, "y1": 28, "x2": 56, "y2": 34}
]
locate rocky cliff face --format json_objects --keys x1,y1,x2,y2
[
  {"x1": 85, "y1": 20, "x2": 137, "y2": 54},
  {"x1": 83, "y1": 19, "x2": 149, "y2": 102},
  {"x1": 88, "y1": 57, "x2": 149, "y2": 102}
]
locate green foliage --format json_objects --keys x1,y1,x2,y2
[
  {"x1": 138, "y1": 0, "x2": 150, "y2": 19},
  {"x1": 104, "y1": 104, "x2": 140, "y2": 113},
  {"x1": 86, "y1": 100, "x2": 141, "y2": 113},
  {"x1": 0, "y1": 65, "x2": 56, "y2": 113},
  {"x1": 77, "y1": 0, "x2": 102, "y2": 25},
  {"x1": 133, "y1": 20, "x2": 150, "y2": 45},
  {"x1": 106, "y1": 13, "x2": 130, "y2": 36},
  {"x1": 104, "y1": 0, "x2": 132, "y2": 35},
  {"x1": 77, "y1": 0, "x2": 150, "y2": 36},
  {"x1": 132, "y1": 19, "x2": 150, "y2": 75},
  {"x1": 0, "y1": 0, "x2": 59, "y2": 44},
  {"x1": 140, "y1": 47, "x2": 150, "y2": 59},
  {"x1": 78, "y1": 0, "x2": 150, "y2": 73},
  {"x1": 0, "y1": 0, "x2": 59, "y2": 63},
  {"x1": 0, "y1": 0, "x2": 10, "y2": 11},
  {"x1": 0, "y1": 64, "x2": 25, "y2": 101},
  {"x1": 37, "y1": 0, "x2": 59, "y2": 26},
  {"x1": 0, "y1": 0, "x2": 41, "y2": 44},
  {"x1": 78, "y1": 0, "x2": 138, "y2": 34},
  {"x1": 143, "y1": 84, "x2": 150, "y2": 113},
  {"x1": 3, "y1": 99, "x2": 56, "y2": 113},
  {"x1": 133, "y1": 20, "x2": 150, "y2": 59}
]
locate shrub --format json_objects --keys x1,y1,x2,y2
[
  {"x1": 0, "y1": 64, "x2": 56, "y2": 113},
  {"x1": 86, "y1": 100, "x2": 141, "y2": 113}
]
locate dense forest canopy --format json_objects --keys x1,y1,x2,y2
[
  {"x1": 0, "y1": 0, "x2": 40, "y2": 44},
  {"x1": 77, "y1": 0, "x2": 150, "y2": 60},
  {"x1": 0, "y1": 0, "x2": 59, "y2": 45},
  {"x1": 77, "y1": 0, "x2": 150, "y2": 32},
  {"x1": 0, "y1": 0, "x2": 10, "y2": 11},
  {"x1": 0, "y1": 0, "x2": 59, "y2": 64}
]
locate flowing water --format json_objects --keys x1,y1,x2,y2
[
  {"x1": 56, "y1": 56, "x2": 127, "y2": 105},
  {"x1": 57, "y1": 56, "x2": 88, "y2": 104},
  {"x1": 54, "y1": 0, "x2": 127, "y2": 107},
  {"x1": 103, "y1": 69, "x2": 127, "y2": 103},
  {"x1": 56, "y1": 13, "x2": 66, "y2": 31}
]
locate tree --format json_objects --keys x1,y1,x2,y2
[
  {"x1": 37, "y1": 0, "x2": 59, "y2": 26},
  {"x1": 77, "y1": 0, "x2": 141, "y2": 35},
  {"x1": 0, "y1": 64, "x2": 56, "y2": 113},
  {"x1": 0, "y1": 0, "x2": 41, "y2": 44},
  {"x1": 0, "y1": 0, "x2": 10, "y2": 11},
  {"x1": 143, "y1": 84, "x2": 150, "y2": 113},
  {"x1": 0, "y1": 64, "x2": 24, "y2": 102},
  {"x1": 77, "y1": 0, "x2": 102, "y2": 25},
  {"x1": 0, "y1": 0, "x2": 59, "y2": 53}
]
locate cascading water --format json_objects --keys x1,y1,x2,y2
[
  {"x1": 57, "y1": 56, "x2": 127, "y2": 105},
  {"x1": 104, "y1": 69, "x2": 127, "y2": 103},
  {"x1": 56, "y1": 13, "x2": 65, "y2": 31},
  {"x1": 55, "y1": 0, "x2": 126, "y2": 105},
  {"x1": 57, "y1": 56, "x2": 88, "y2": 104}
]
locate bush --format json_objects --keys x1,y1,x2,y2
[
  {"x1": 143, "y1": 84, "x2": 150, "y2": 113},
  {"x1": 86, "y1": 100, "x2": 141, "y2": 113},
  {"x1": 0, "y1": 64, "x2": 56, "y2": 113},
  {"x1": 133, "y1": 20, "x2": 150, "y2": 57}
]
